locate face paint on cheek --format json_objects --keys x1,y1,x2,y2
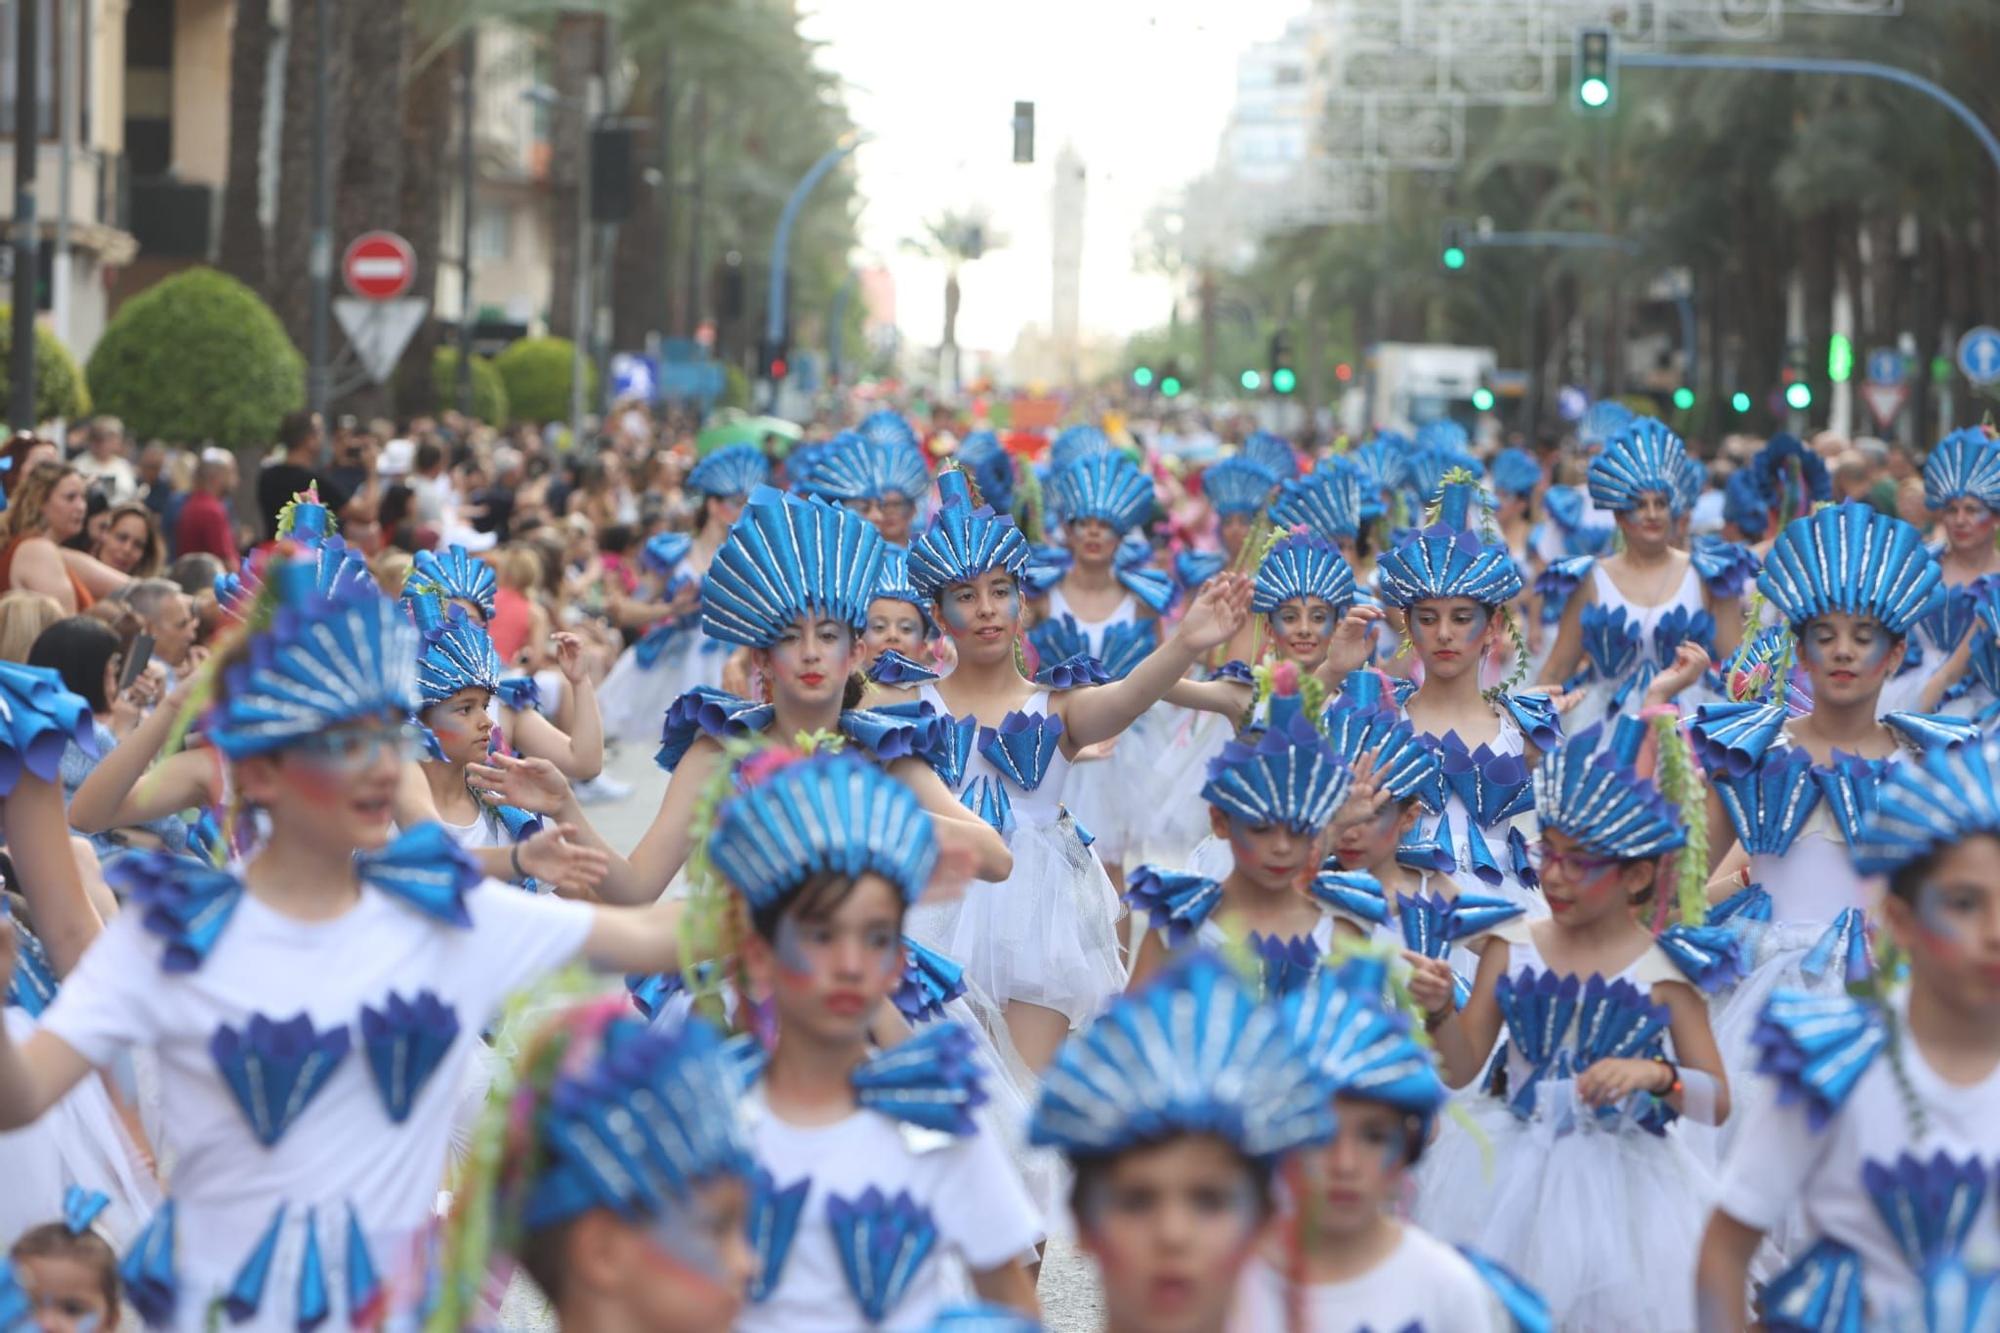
[
  {"x1": 641, "y1": 1204, "x2": 737, "y2": 1290},
  {"x1": 282, "y1": 761, "x2": 348, "y2": 802},
  {"x1": 1915, "y1": 884, "x2": 1968, "y2": 956},
  {"x1": 940, "y1": 600, "x2": 975, "y2": 633},
  {"x1": 772, "y1": 918, "x2": 816, "y2": 978}
]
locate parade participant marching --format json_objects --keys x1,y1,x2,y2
[
  {"x1": 0, "y1": 557, "x2": 696, "y2": 1330},
  {"x1": 1374, "y1": 480, "x2": 1566, "y2": 915},
  {"x1": 596, "y1": 444, "x2": 766, "y2": 745},
  {"x1": 1030, "y1": 950, "x2": 1338, "y2": 1333},
  {"x1": 862, "y1": 546, "x2": 940, "y2": 676},
  {"x1": 430, "y1": 1004, "x2": 755, "y2": 1333},
  {"x1": 1197, "y1": 455, "x2": 1281, "y2": 568},
  {"x1": 1886, "y1": 426, "x2": 2000, "y2": 715},
  {"x1": 707, "y1": 750, "x2": 1044, "y2": 1330},
  {"x1": 1695, "y1": 737, "x2": 2000, "y2": 1330},
  {"x1": 887, "y1": 468, "x2": 1251, "y2": 1068},
  {"x1": 1419, "y1": 715, "x2": 1731, "y2": 1332},
  {"x1": 1536, "y1": 416, "x2": 1746, "y2": 725},
  {"x1": 1230, "y1": 954, "x2": 1545, "y2": 1332}
]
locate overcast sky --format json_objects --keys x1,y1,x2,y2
[{"x1": 796, "y1": 0, "x2": 1304, "y2": 355}]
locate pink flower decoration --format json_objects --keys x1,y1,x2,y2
[{"x1": 1270, "y1": 661, "x2": 1301, "y2": 695}]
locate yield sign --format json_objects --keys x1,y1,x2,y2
[
  {"x1": 335, "y1": 297, "x2": 429, "y2": 384},
  {"x1": 1861, "y1": 381, "x2": 1910, "y2": 430}
]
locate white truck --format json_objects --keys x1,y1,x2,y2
[{"x1": 1346, "y1": 342, "x2": 1498, "y2": 438}]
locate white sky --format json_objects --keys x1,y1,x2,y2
[{"x1": 796, "y1": 0, "x2": 1306, "y2": 354}]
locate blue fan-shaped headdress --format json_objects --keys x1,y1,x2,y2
[
  {"x1": 1047, "y1": 452, "x2": 1154, "y2": 535},
  {"x1": 1532, "y1": 715, "x2": 1687, "y2": 860},
  {"x1": 1924, "y1": 428, "x2": 2000, "y2": 512},
  {"x1": 1269, "y1": 467, "x2": 1363, "y2": 542},
  {"x1": 1252, "y1": 532, "x2": 1357, "y2": 617},
  {"x1": 1490, "y1": 447, "x2": 1542, "y2": 500},
  {"x1": 1414, "y1": 420, "x2": 1470, "y2": 454},
  {"x1": 1201, "y1": 713, "x2": 1355, "y2": 835},
  {"x1": 1200, "y1": 456, "x2": 1280, "y2": 518},
  {"x1": 1051, "y1": 424, "x2": 1113, "y2": 472},
  {"x1": 410, "y1": 593, "x2": 501, "y2": 706},
  {"x1": 1320, "y1": 671, "x2": 1441, "y2": 803},
  {"x1": 1752, "y1": 433, "x2": 1832, "y2": 524},
  {"x1": 791, "y1": 431, "x2": 873, "y2": 502},
  {"x1": 409, "y1": 545, "x2": 499, "y2": 621},
  {"x1": 1029, "y1": 950, "x2": 1340, "y2": 1162},
  {"x1": 700, "y1": 488, "x2": 888, "y2": 648},
  {"x1": 709, "y1": 752, "x2": 939, "y2": 915},
  {"x1": 1405, "y1": 445, "x2": 1484, "y2": 511},
  {"x1": 1851, "y1": 736, "x2": 2000, "y2": 875},
  {"x1": 1723, "y1": 468, "x2": 1770, "y2": 539},
  {"x1": 1283, "y1": 956, "x2": 1446, "y2": 1121},
  {"x1": 1756, "y1": 502, "x2": 1942, "y2": 637},
  {"x1": 523, "y1": 1013, "x2": 754, "y2": 1228},
  {"x1": 209, "y1": 559, "x2": 421, "y2": 758},
  {"x1": 1242, "y1": 431, "x2": 1300, "y2": 480},
  {"x1": 1347, "y1": 436, "x2": 1412, "y2": 498},
  {"x1": 872, "y1": 545, "x2": 928, "y2": 618},
  {"x1": 1376, "y1": 482, "x2": 1525, "y2": 609},
  {"x1": 955, "y1": 431, "x2": 1016, "y2": 515},
  {"x1": 907, "y1": 469, "x2": 1032, "y2": 599},
  {"x1": 1588, "y1": 416, "x2": 1691, "y2": 515},
  {"x1": 686, "y1": 442, "x2": 771, "y2": 498}
]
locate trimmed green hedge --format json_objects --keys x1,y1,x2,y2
[
  {"x1": 493, "y1": 336, "x2": 595, "y2": 424},
  {"x1": 86, "y1": 267, "x2": 302, "y2": 446},
  {"x1": 0, "y1": 311, "x2": 90, "y2": 423},
  {"x1": 432, "y1": 347, "x2": 510, "y2": 424}
]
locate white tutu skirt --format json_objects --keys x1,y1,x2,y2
[
  {"x1": 1415, "y1": 1083, "x2": 1711, "y2": 1332},
  {"x1": 1062, "y1": 707, "x2": 1171, "y2": 867},
  {"x1": 596, "y1": 636, "x2": 731, "y2": 746},
  {"x1": 0, "y1": 1010, "x2": 160, "y2": 1248},
  {"x1": 910, "y1": 819, "x2": 1126, "y2": 1028},
  {"x1": 1137, "y1": 707, "x2": 1231, "y2": 866}
]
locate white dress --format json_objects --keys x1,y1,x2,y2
[
  {"x1": 1568, "y1": 560, "x2": 1708, "y2": 730},
  {"x1": 1038, "y1": 586, "x2": 1161, "y2": 868},
  {"x1": 907, "y1": 683, "x2": 1126, "y2": 1027},
  {"x1": 595, "y1": 554, "x2": 732, "y2": 745},
  {"x1": 1414, "y1": 921, "x2": 1713, "y2": 1332}
]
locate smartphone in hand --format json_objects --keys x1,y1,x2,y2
[{"x1": 119, "y1": 633, "x2": 155, "y2": 692}]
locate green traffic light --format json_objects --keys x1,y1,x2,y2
[
  {"x1": 1579, "y1": 77, "x2": 1611, "y2": 108},
  {"x1": 1731, "y1": 392, "x2": 1752, "y2": 413},
  {"x1": 1240, "y1": 370, "x2": 1262, "y2": 391},
  {"x1": 1827, "y1": 334, "x2": 1854, "y2": 384},
  {"x1": 1672, "y1": 387, "x2": 1695, "y2": 411},
  {"x1": 1133, "y1": 366, "x2": 1154, "y2": 388},
  {"x1": 1442, "y1": 246, "x2": 1467, "y2": 271},
  {"x1": 1161, "y1": 376, "x2": 1182, "y2": 398},
  {"x1": 1272, "y1": 368, "x2": 1298, "y2": 395},
  {"x1": 1471, "y1": 388, "x2": 1495, "y2": 411},
  {"x1": 1785, "y1": 381, "x2": 1813, "y2": 411}
]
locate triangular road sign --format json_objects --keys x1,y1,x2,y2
[
  {"x1": 335, "y1": 297, "x2": 430, "y2": 384},
  {"x1": 1860, "y1": 381, "x2": 1909, "y2": 430}
]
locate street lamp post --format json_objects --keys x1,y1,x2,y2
[
  {"x1": 526, "y1": 81, "x2": 601, "y2": 450},
  {"x1": 763, "y1": 133, "x2": 865, "y2": 411}
]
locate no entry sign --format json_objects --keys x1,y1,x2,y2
[{"x1": 342, "y1": 231, "x2": 416, "y2": 300}]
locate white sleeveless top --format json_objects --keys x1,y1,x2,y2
[{"x1": 1591, "y1": 558, "x2": 1704, "y2": 641}]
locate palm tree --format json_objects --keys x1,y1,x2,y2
[{"x1": 905, "y1": 208, "x2": 1005, "y2": 396}]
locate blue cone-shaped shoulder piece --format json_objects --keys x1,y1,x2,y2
[
  {"x1": 1021, "y1": 542, "x2": 1073, "y2": 595},
  {"x1": 1320, "y1": 672, "x2": 1442, "y2": 806},
  {"x1": 747, "y1": 1168, "x2": 810, "y2": 1303},
  {"x1": 1124, "y1": 866, "x2": 1224, "y2": 945},
  {"x1": 977, "y1": 711, "x2": 1065, "y2": 792},
  {"x1": 1252, "y1": 532, "x2": 1357, "y2": 615},
  {"x1": 1924, "y1": 427, "x2": 2000, "y2": 511},
  {"x1": 687, "y1": 442, "x2": 771, "y2": 498},
  {"x1": 1033, "y1": 654, "x2": 1110, "y2": 690},
  {"x1": 868, "y1": 649, "x2": 940, "y2": 685},
  {"x1": 1690, "y1": 701, "x2": 1791, "y2": 779},
  {"x1": 1691, "y1": 534, "x2": 1761, "y2": 600},
  {"x1": 709, "y1": 753, "x2": 939, "y2": 914},
  {"x1": 1201, "y1": 714, "x2": 1354, "y2": 835},
  {"x1": 210, "y1": 1011, "x2": 352, "y2": 1146},
  {"x1": 1046, "y1": 452, "x2": 1154, "y2": 534},
  {"x1": 851, "y1": 1021, "x2": 989, "y2": 1135},
  {"x1": 1531, "y1": 717, "x2": 1687, "y2": 860},
  {"x1": 359, "y1": 989, "x2": 460, "y2": 1123},
  {"x1": 1861, "y1": 1150, "x2": 1988, "y2": 1274},
  {"x1": 112, "y1": 851, "x2": 248, "y2": 972},
  {"x1": 1026, "y1": 614, "x2": 1088, "y2": 669},
  {"x1": 1534, "y1": 554, "x2": 1596, "y2": 624},
  {"x1": 1097, "y1": 620, "x2": 1159, "y2": 680},
  {"x1": 955, "y1": 431, "x2": 1016, "y2": 515},
  {"x1": 1762, "y1": 1236, "x2": 1865, "y2": 1333},
  {"x1": 894, "y1": 937, "x2": 967, "y2": 1024},
  {"x1": 1656, "y1": 924, "x2": 1751, "y2": 993},
  {"x1": 411, "y1": 545, "x2": 499, "y2": 619},
  {"x1": 1029, "y1": 950, "x2": 1340, "y2": 1161},
  {"x1": 642, "y1": 530, "x2": 693, "y2": 577},
  {"x1": 354, "y1": 822, "x2": 482, "y2": 927},
  {"x1": 1269, "y1": 467, "x2": 1363, "y2": 542},
  {"x1": 656, "y1": 685, "x2": 774, "y2": 771},
  {"x1": 1376, "y1": 483, "x2": 1523, "y2": 609},
  {"x1": 1710, "y1": 746, "x2": 1820, "y2": 856},
  {"x1": 1751, "y1": 989, "x2": 1887, "y2": 1130},
  {"x1": 1813, "y1": 754, "x2": 1891, "y2": 850},
  {"x1": 0, "y1": 660, "x2": 94, "y2": 794},
  {"x1": 1853, "y1": 734, "x2": 2000, "y2": 875},
  {"x1": 925, "y1": 713, "x2": 978, "y2": 791},
  {"x1": 1174, "y1": 549, "x2": 1226, "y2": 592},
  {"x1": 827, "y1": 1187, "x2": 938, "y2": 1325},
  {"x1": 839, "y1": 701, "x2": 947, "y2": 765},
  {"x1": 1758, "y1": 502, "x2": 1943, "y2": 636},
  {"x1": 1308, "y1": 868, "x2": 1388, "y2": 926},
  {"x1": 907, "y1": 468, "x2": 1032, "y2": 599},
  {"x1": 700, "y1": 487, "x2": 887, "y2": 648},
  {"x1": 1200, "y1": 456, "x2": 1279, "y2": 517},
  {"x1": 1588, "y1": 416, "x2": 1690, "y2": 515},
  {"x1": 1282, "y1": 957, "x2": 1446, "y2": 1118}
]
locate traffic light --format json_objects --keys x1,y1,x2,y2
[
  {"x1": 1785, "y1": 381, "x2": 1814, "y2": 411},
  {"x1": 1731, "y1": 391, "x2": 1752, "y2": 414},
  {"x1": 759, "y1": 335, "x2": 790, "y2": 382},
  {"x1": 1269, "y1": 330, "x2": 1296, "y2": 394},
  {"x1": 1783, "y1": 340, "x2": 1813, "y2": 412},
  {"x1": 1827, "y1": 334, "x2": 1854, "y2": 384},
  {"x1": 1132, "y1": 365, "x2": 1155, "y2": 389},
  {"x1": 1161, "y1": 375, "x2": 1183, "y2": 398},
  {"x1": 1273, "y1": 368, "x2": 1297, "y2": 395},
  {"x1": 1441, "y1": 220, "x2": 1468, "y2": 271},
  {"x1": 1672, "y1": 387, "x2": 1695, "y2": 411},
  {"x1": 1240, "y1": 370, "x2": 1262, "y2": 391},
  {"x1": 1471, "y1": 387, "x2": 1495, "y2": 412},
  {"x1": 1574, "y1": 29, "x2": 1615, "y2": 114}
]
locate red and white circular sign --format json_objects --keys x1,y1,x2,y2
[{"x1": 342, "y1": 231, "x2": 416, "y2": 300}]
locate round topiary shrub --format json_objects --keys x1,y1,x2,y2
[
  {"x1": 432, "y1": 347, "x2": 510, "y2": 424},
  {"x1": 0, "y1": 310, "x2": 91, "y2": 424},
  {"x1": 493, "y1": 336, "x2": 595, "y2": 424},
  {"x1": 86, "y1": 267, "x2": 302, "y2": 446}
]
